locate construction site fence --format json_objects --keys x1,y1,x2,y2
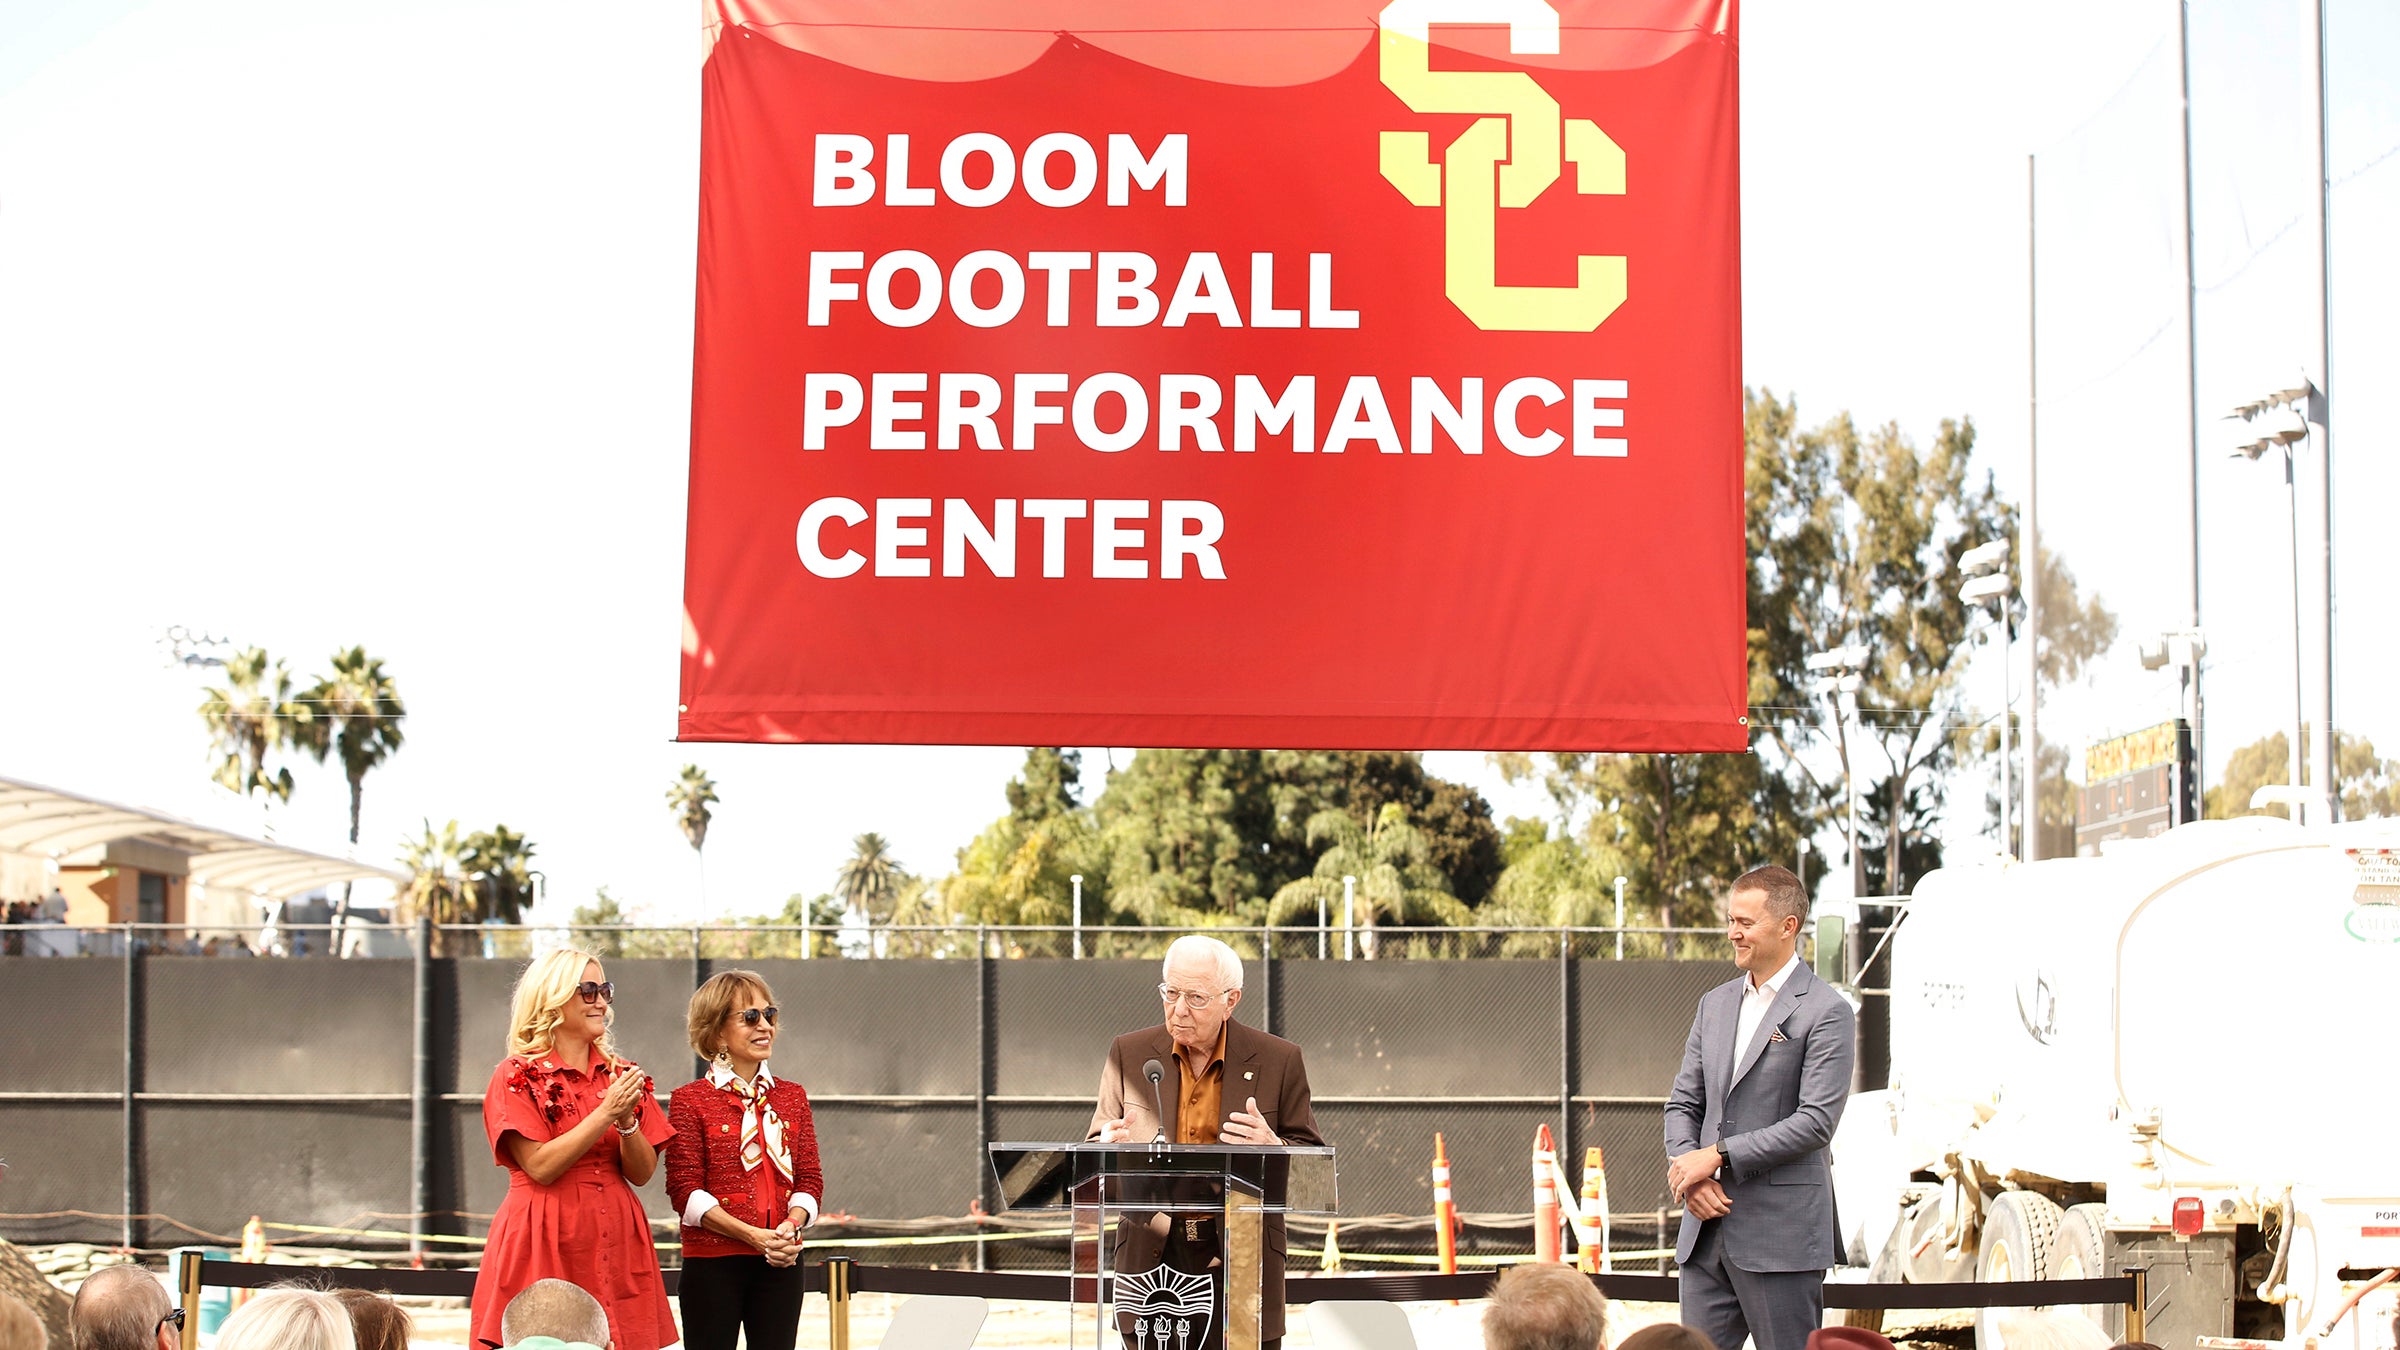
[
  {"x1": 0, "y1": 918, "x2": 1896, "y2": 1258},
  {"x1": 0, "y1": 921, "x2": 1740, "y2": 962},
  {"x1": 174, "y1": 1253, "x2": 2155, "y2": 1350}
]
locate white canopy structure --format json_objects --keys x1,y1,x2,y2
[{"x1": 0, "y1": 774, "x2": 403, "y2": 902}]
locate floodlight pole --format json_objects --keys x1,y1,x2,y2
[
  {"x1": 2308, "y1": 0, "x2": 2338, "y2": 823},
  {"x1": 2025, "y1": 152, "x2": 2044, "y2": 861}
]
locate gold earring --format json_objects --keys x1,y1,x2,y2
[{"x1": 715, "y1": 1049, "x2": 731, "y2": 1067}]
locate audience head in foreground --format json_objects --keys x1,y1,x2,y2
[
  {"x1": 502, "y1": 1279, "x2": 612, "y2": 1350},
  {"x1": 1485, "y1": 1262, "x2": 1610, "y2": 1350},
  {"x1": 0, "y1": 1294, "x2": 45, "y2": 1350},
  {"x1": 1805, "y1": 1328, "x2": 1896, "y2": 1350},
  {"x1": 1616, "y1": 1325, "x2": 1721, "y2": 1350},
  {"x1": 68, "y1": 1266, "x2": 171, "y2": 1350},
  {"x1": 213, "y1": 1291, "x2": 354, "y2": 1350},
  {"x1": 331, "y1": 1290, "x2": 412, "y2": 1350},
  {"x1": 1996, "y1": 1311, "x2": 2113, "y2": 1350}
]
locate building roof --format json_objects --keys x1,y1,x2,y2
[{"x1": 0, "y1": 774, "x2": 405, "y2": 901}]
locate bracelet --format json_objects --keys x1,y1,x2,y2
[{"x1": 615, "y1": 1121, "x2": 639, "y2": 1137}]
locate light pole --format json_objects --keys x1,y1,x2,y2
[
  {"x1": 1806, "y1": 644, "x2": 1869, "y2": 895},
  {"x1": 1957, "y1": 540, "x2": 2014, "y2": 857},
  {"x1": 2229, "y1": 397, "x2": 2313, "y2": 820}
]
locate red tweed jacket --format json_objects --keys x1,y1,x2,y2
[{"x1": 665, "y1": 1070, "x2": 825, "y2": 1261}]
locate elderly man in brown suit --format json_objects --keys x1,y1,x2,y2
[{"x1": 1089, "y1": 934, "x2": 1323, "y2": 1350}]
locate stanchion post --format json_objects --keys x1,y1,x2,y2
[
  {"x1": 175, "y1": 1249, "x2": 201, "y2": 1350},
  {"x1": 411, "y1": 916, "x2": 433, "y2": 1262},
  {"x1": 2125, "y1": 1267, "x2": 2148, "y2": 1344},
  {"x1": 122, "y1": 923, "x2": 141, "y2": 1250},
  {"x1": 823, "y1": 1256, "x2": 853, "y2": 1350}
]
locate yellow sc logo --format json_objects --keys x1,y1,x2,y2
[{"x1": 1377, "y1": 0, "x2": 1626, "y2": 332}]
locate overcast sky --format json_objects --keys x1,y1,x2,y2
[{"x1": 2, "y1": 0, "x2": 2393, "y2": 925}]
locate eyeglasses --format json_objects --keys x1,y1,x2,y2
[
  {"x1": 1158, "y1": 985, "x2": 1225, "y2": 1009},
  {"x1": 736, "y1": 1007, "x2": 779, "y2": 1027},
  {"x1": 158, "y1": 1309, "x2": 186, "y2": 1335},
  {"x1": 575, "y1": 980, "x2": 615, "y2": 1004}
]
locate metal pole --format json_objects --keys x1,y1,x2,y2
[
  {"x1": 2309, "y1": 0, "x2": 2337, "y2": 823},
  {"x1": 1558, "y1": 929, "x2": 1575, "y2": 1173},
  {"x1": 1341, "y1": 876, "x2": 1355, "y2": 961},
  {"x1": 1844, "y1": 690, "x2": 1864, "y2": 895},
  {"x1": 411, "y1": 915, "x2": 432, "y2": 1261},
  {"x1": 2024, "y1": 151, "x2": 2044, "y2": 860},
  {"x1": 1071, "y1": 874, "x2": 1083, "y2": 959},
  {"x1": 975, "y1": 926, "x2": 992, "y2": 1271},
  {"x1": 1612, "y1": 877, "x2": 1626, "y2": 961},
  {"x1": 1316, "y1": 895, "x2": 1326, "y2": 960},
  {"x1": 2178, "y1": 0, "x2": 2205, "y2": 813},
  {"x1": 175, "y1": 1249, "x2": 201, "y2": 1350},
  {"x1": 2126, "y1": 1267, "x2": 2150, "y2": 1344},
  {"x1": 122, "y1": 923, "x2": 139, "y2": 1250},
  {"x1": 2287, "y1": 449, "x2": 2306, "y2": 819},
  {"x1": 1999, "y1": 601, "x2": 2013, "y2": 857}
]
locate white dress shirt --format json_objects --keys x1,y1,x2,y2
[
  {"x1": 1733, "y1": 950, "x2": 1802, "y2": 1070},
  {"x1": 681, "y1": 1062, "x2": 820, "y2": 1230}
]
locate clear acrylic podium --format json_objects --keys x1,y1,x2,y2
[{"x1": 988, "y1": 1142, "x2": 1337, "y2": 1350}]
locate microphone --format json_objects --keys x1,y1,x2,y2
[{"x1": 1141, "y1": 1058, "x2": 1169, "y2": 1145}]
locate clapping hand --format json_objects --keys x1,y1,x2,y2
[{"x1": 599, "y1": 1066, "x2": 646, "y2": 1129}]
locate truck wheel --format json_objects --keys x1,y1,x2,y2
[
  {"x1": 2051, "y1": 1204, "x2": 2116, "y2": 1338},
  {"x1": 1973, "y1": 1191, "x2": 2064, "y2": 1350}
]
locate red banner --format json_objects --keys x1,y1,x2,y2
[{"x1": 680, "y1": 3, "x2": 1746, "y2": 750}]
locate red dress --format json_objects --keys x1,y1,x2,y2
[{"x1": 470, "y1": 1053, "x2": 678, "y2": 1350}]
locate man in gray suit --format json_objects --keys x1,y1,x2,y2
[{"x1": 1664, "y1": 864, "x2": 1855, "y2": 1350}]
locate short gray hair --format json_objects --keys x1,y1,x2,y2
[
  {"x1": 70, "y1": 1266, "x2": 168, "y2": 1350},
  {"x1": 214, "y1": 1292, "x2": 353, "y2": 1350},
  {"x1": 1483, "y1": 1262, "x2": 1608, "y2": 1350},
  {"x1": 1161, "y1": 934, "x2": 1243, "y2": 992},
  {"x1": 501, "y1": 1280, "x2": 609, "y2": 1348}
]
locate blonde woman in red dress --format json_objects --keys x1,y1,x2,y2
[
  {"x1": 469, "y1": 948, "x2": 677, "y2": 1350},
  {"x1": 666, "y1": 970, "x2": 824, "y2": 1350}
]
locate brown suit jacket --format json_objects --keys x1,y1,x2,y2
[{"x1": 1087, "y1": 1019, "x2": 1324, "y2": 1343}]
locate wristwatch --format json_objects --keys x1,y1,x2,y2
[{"x1": 1716, "y1": 1138, "x2": 1732, "y2": 1175}]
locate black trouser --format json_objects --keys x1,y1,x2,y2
[{"x1": 677, "y1": 1254, "x2": 805, "y2": 1350}]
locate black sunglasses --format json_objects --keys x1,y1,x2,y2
[
  {"x1": 575, "y1": 980, "x2": 615, "y2": 1004},
  {"x1": 737, "y1": 1007, "x2": 779, "y2": 1027},
  {"x1": 159, "y1": 1309, "x2": 186, "y2": 1334}
]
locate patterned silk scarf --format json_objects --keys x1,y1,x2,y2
[{"x1": 734, "y1": 1073, "x2": 794, "y2": 1182}]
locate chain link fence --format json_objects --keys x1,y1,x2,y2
[{"x1": 1, "y1": 922, "x2": 1799, "y2": 1273}]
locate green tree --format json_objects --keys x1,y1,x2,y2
[
  {"x1": 1261, "y1": 752, "x2": 1503, "y2": 905},
  {"x1": 1091, "y1": 751, "x2": 1281, "y2": 923},
  {"x1": 573, "y1": 887, "x2": 692, "y2": 959},
  {"x1": 666, "y1": 765, "x2": 720, "y2": 921},
  {"x1": 2205, "y1": 729, "x2": 2400, "y2": 821},
  {"x1": 835, "y1": 831, "x2": 908, "y2": 925},
  {"x1": 777, "y1": 891, "x2": 846, "y2": 959},
  {"x1": 299, "y1": 647, "x2": 406, "y2": 931},
  {"x1": 462, "y1": 824, "x2": 538, "y2": 925},
  {"x1": 1264, "y1": 804, "x2": 1470, "y2": 957},
  {"x1": 199, "y1": 647, "x2": 314, "y2": 804},
  {"x1": 397, "y1": 820, "x2": 476, "y2": 955}
]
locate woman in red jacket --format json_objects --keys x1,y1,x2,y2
[{"x1": 667, "y1": 970, "x2": 824, "y2": 1350}]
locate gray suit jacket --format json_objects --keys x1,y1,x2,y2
[{"x1": 1663, "y1": 959, "x2": 1855, "y2": 1271}]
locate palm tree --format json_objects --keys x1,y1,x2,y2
[
  {"x1": 834, "y1": 832, "x2": 906, "y2": 927},
  {"x1": 462, "y1": 824, "x2": 539, "y2": 925},
  {"x1": 666, "y1": 765, "x2": 720, "y2": 924},
  {"x1": 199, "y1": 648, "x2": 314, "y2": 807},
  {"x1": 301, "y1": 647, "x2": 405, "y2": 939},
  {"x1": 397, "y1": 820, "x2": 475, "y2": 956},
  {"x1": 1266, "y1": 804, "x2": 1470, "y2": 958}
]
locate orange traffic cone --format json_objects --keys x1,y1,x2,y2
[
  {"x1": 1575, "y1": 1147, "x2": 1609, "y2": 1272},
  {"x1": 1432, "y1": 1133, "x2": 1460, "y2": 1302},
  {"x1": 1532, "y1": 1125, "x2": 1562, "y2": 1263},
  {"x1": 232, "y1": 1216, "x2": 267, "y2": 1308}
]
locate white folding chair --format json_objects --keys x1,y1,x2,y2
[
  {"x1": 1307, "y1": 1298, "x2": 1419, "y2": 1350},
  {"x1": 874, "y1": 1293, "x2": 988, "y2": 1349}
]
